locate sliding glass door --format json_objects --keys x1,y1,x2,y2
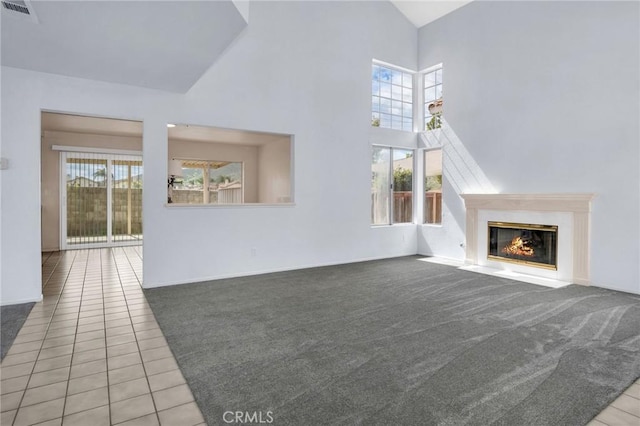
[{"x1": 61, "y1": 152, "x2": 143, "y2": 249}]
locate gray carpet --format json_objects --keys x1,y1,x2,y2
[
  {"x1": 1, "y1": 302, "x2": 35, "y2": 360},
  {"x1": 145, "y1": 256, "x2": 640, "y2": 426}
]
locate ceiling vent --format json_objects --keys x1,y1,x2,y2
[{"x1": 1, "y1": 0, "x2": 38, "y2": 23}]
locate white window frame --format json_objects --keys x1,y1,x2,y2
[
  {"x1": 372, "y1": 60, "x2": 416, "y2": 132},
  {"x1": 371, "y1": 145, "x2": 416, "y2": 226},
  {"x1": 422, "y1": 63, "x2": 443, "y2": 131}
]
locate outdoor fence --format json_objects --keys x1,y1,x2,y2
[{"x1": 66, "y1": 187, "x2": 142, "y2": 237}]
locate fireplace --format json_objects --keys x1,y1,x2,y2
[
  {"x1": 460, "y1": 193, "x2": 595, "y2": 286},
  {"x1": 488, "y1": 222, "x2": 558, "y2": 270}
]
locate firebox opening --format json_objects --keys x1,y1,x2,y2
[{"x1": 488, "y1": 222, "x2": 558, "y2": 270}]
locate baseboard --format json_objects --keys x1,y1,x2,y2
[
  {"x1": 1, "y1": 294, "x2": 43, "y2": 306},
  {"x1": 143, "y1": 252, "x2": 417, "y2": 289}
]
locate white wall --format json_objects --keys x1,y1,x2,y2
[
  {"x1": 0, "y1": 1, "x2": 418, "y2": 303},
  {"x1": 417, "y1": 1, "x2": 640, "y2": 294},
  {"x1": 257, "y1": 139, "x2": 291, "y2": 203}
]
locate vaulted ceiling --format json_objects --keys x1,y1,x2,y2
[
  {"x1": 1, "y1": 1, "x2": 471, "y2": 94},
  {"x1": 1, "y1": 0, "x2": 247, "y2": 93}
]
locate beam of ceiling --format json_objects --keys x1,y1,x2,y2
[
  {"x1": 390, "y1": 0, "x2": 473, "y2": 28},
  {"x1": 1, "y1": 1, "x2": 248, "y2": 93}
]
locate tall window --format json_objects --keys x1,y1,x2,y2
[
  {"x1": 372, "y1": 147, "x2": 414, "y2": 225},
  {"x1": 424, "y1": 149, "x2": 442, "y2": 224},
  {"x1": 372, "y1": 63, "x2": 413, "y2": 132},
  {"x1": 424, "y1": 65, "x2": 443, "y2": 130},
  {"x1": 173, "y1": 160, "x2": 243, "y2": 204}
]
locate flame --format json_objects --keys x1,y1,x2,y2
[{"x1": 501, "y1": 236, "x2": 535, "y2": 257}]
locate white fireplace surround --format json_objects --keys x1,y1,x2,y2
[{"x1": 460, "y1": 194, "x2": 595, "y2": 286}]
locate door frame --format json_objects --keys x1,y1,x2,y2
[{"x1": 59, "y1": 149, "x2": 143, "y2": 250}]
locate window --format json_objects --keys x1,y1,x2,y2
[
  {"x1": 424, "y1": 149, "x2": 442, "y2": 224},
  {"x1": 372, "y1": 147, "x2": 414, "y2": 225},
  {"x1": 173, "y1": 160, "x2": 243, "y2": 204},
  {"x1": 167, "y1": 125, "x2": 293, "y2": 205},
  {"x1": 372, "y1": 63, "x2": 413, "y2": 132},
  {"x1": 423, "y1": 65, "x2": 443, "y2": 130}
]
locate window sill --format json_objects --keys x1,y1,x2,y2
[
  {"x1": 371, "y1": 223, "x2": 417, "y2": 228},
  {"x1": 165, "y1": 203, "x2": 296, "y2": 209},
  {"x1": 422, "y1": 223, "x2": 443, "y2": 228}
]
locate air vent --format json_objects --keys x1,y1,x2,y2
[
  {"x1": 2, "y1": 0, "x2": 28, "y2": 14},
  {"x1": 1, "y1": 0, "x2": 38, "y2": 22}
]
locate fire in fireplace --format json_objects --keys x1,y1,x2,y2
[{"x1": 488, "y1": 222, "x2": 558, "y2": 270}]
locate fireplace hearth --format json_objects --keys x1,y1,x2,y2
[{"x1": 488, "y1": 222, "x2": 558, "y2": 270}]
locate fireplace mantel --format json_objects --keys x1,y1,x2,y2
[{"x1": 460, "y1": 193, "x2": 595, "y2": 285}]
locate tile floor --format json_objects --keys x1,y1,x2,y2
[
  {"x1": 1, "y1": 247, "x2": 639, "y2": 425},
  {"x1": 1, "y1": 248, "x2": 205, "y2": 426}
]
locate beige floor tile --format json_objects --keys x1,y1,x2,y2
[
  {"x1": 611, "y1": 394, "x2": 640, "y2": 417},
  {"x1": 1, "y1": 350, "x2": 39, "y2": 366},
  {"x1": 74, "y1": 337, "x2": 106, "y2": 353},
  {"x1": 33, "y1": 354, "x2": 72, "y2": 373},
  {"x1": 144, "y1": 357, "x2": 178, "y2": 376},
  {"x1": 109, "y1": 352, "x2": 142, "y2": 370},
  {"x1": 105, "y1": 311, "x2": 130, "y2": 320},
  {"x1": 152, "y1": 384, "x2": 194, "y2": 411},
  {"x1": 13, "y1": 397, "x2": 64, "y2": 426},
  {"x1": 22, "y1": 316, "x2": 51, "y2": 327},
  {"x1": 1, "y1": 409, "x2": 17, "y2": 424},
  {"x1": 31, "y1": 417, "x2": 61, "y2": 425},
  {"x1": 63, "y1": 404, "x2": 110, "y2": 426},
  {"x1": 51, "y1": 312, "x2": 78, "y2": 322},
  {"x1": 38, "y1": 344, "x2": 74, "y2": 361},
  {"x1": 1, "y1": 390, "x2": 24, "y2": 412},
  {"x1": 72, "y1": 347, "x2": 107, "y2": 365},
  {"x1": 586, "y1": 419, "x2": 608, "y2": 426},
  {"x1": 107, "y1": 325, "x2": 135, "y2": 338},
  {"x1": 64, "y1": 386, "x2": 109, "y2": 415},
  {"x1": 67, "y1": 371, "x2": 108, "y2": 396},
  {"x1": 18, "y1": 324, "x2": 50, "y2": 335},
  {"x1": 147, "y1": 370, "x2": 186, "y2": 393},
  {"x1": 136, "y1": 329, "x2": 164, "y2": 341},
  {"x1": 110, "y1": 394, "x2": 156, "y2": 424},
  {"x1": 137, "y1": 337, "x2": 168, "y2": 351},
  {"x1": 69, "y1": 358, "x2": 107, "y2": 379},
  {"x1": 13, "y1": 330, "x2": 47, "y2": 344},
  {"x1": 7, "y1": 340, "x2": 43, "y2": 355},
  {"x1": 27, "y1": 366, "x2": 69, "y2": 388},
  {"x1": 624, "y1": 383, "x2": 640, "y2": 399},
  {"x1": 107, "y1": 333, "x2": 137, "y2": 347},
  {"x1": 48, "y1": 319, "x2": 78, "y2": 330},
  {"x1": 109, "y1": 364, "x2": 147, "y2": 385},
  {"x1": 21, "y1": 381, "x2": 67, "y2": 407},
  {"x1": 0, "y1": 361, "x2": 35, "y2": 379},
  {"x1": 107, "y1": 318, "x2": 133, "y2": 329},
  {"x1": 78, "y1": 309, "x2": 104, "y2": 319},
  {"x1": 42, "y1": 334, "x2": 76, "y2": 349},
  {"x1": 133, "y1": 322, "x2": 160, "y2": 333},
  {"x1": 140, "y1": 346, "x2": 173, "y2": 363},
  {"x1": 107, "y1": 342, "x2": 140, "y2": 358},
  {"x1": 78, "y1": 315, "x2": 105, "y2": 326},
  {"x1": 596, "y1": 406, "x2": 640, "y2": 425},
  {"x1": 75, "y1": 329, "x2": 106, "y2": 343},
  {"x1": 110, "y1": 377, "x2": 150, "y2": 403},
  {"x1": 157, "y1": 402, "x2": 205, "y2": 426},
  {"x1": 77, "y1": 322, "x2": 105, "y2": 334},
  {"x1": 116, "y1": 412, "x2": 160, "y2": 426},
  {"x1": 44, "y1": 326, "x2": 76, "y2": 339}
]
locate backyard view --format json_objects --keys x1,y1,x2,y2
[
  {"x1": 65, "y1": 156, "x2": 143, "y2": 246},
  {"x1": 173, "y1": 161, "x2": 243, "y2": 204}
]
